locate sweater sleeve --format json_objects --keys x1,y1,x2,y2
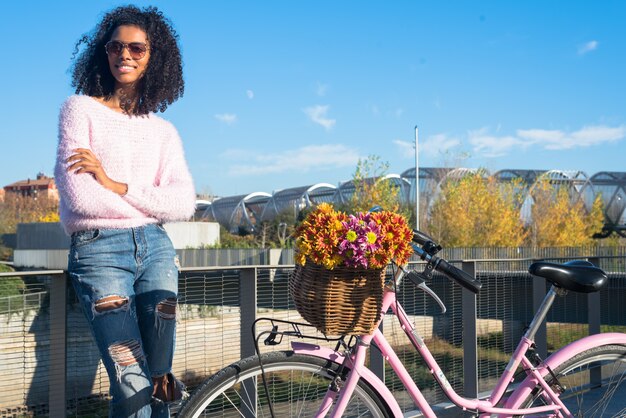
[
  {"x1": 54, "y1": 97, "x2": 147, "y2": 219},
  {"x1": 122, "y1": 124, "x2": 196, "y2": 222}
]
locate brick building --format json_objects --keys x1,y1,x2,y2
[{"x1": 3, "y1": 173, "x2": 59, "y2": 202}]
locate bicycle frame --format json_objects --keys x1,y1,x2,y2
[{"x1": 291, "y1": 283, "x2": 626, "y2": 417}]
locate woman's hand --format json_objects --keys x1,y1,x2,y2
[{"x1": 66, "y1": 148, "x2": 128, "y2": 195}]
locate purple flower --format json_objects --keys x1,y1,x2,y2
[{"x1": 338, "y1": 213, "x2": 381, "y2": 268}]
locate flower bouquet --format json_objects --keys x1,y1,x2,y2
[{"x1": 289, "y1": 203, "x2": 413, "y2": 335}]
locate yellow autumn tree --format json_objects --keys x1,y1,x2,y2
[
  {"x1": 0, "y1": 194, "x2": 59, "y2": 259},
  {"x1": 529, "y1": 180, "x2": 604, "y2": 247},
  {"x1": 0, "y1": 194, "x2": 59, "y2": 232},
  {"x1": 428, "y1": 172, "x2": 527, "y2": 247},
  {"x1": 38, "y1": 211, "x2": 61, "y2": 223}
]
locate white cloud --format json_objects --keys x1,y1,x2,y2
[
  {"x1": 224, "y1": 144, "x2": 360, "y2": 176},
  {"x1": 303, "y1": 105, "x2": 336, "y2": 130},
  {"x1": 393, "y1": 140, "x2": 415, "y2": 158},
  {"x1": 469, "y1": 127, "x2": 527, "y2": 157},
  {"x1": 395, "y1": 134, "x2": 461, "y2": 159},
  {"x1": 421, "y1": 134, "x2": 462, "y2": 157},
  {"x1": 316, "y1": 82, "x2": 329, "y2": 97},
  {"x1": 571, "y1": 125, "x2": 625, "y2": 145},
  {"x1": 246, "y1": 90, "x2": 254, "y2": 99},
  {"x1": 393, "y1": 124, "x2": 626, "y2": 161},
  {"x1": 517, "y1": 125, "x2": 625, "y2": 150},
  {"x1": 517, "y1": 128, "x2": 565, "y2": 143},
  {"x1": 214, "y1": 113, "x2": 237, "y2": 125},
  {"x1": 578, "y1": 40, "x2": 598, "y2": 55}
]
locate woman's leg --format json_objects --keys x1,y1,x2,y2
[
  {"x1": 69, "y1": 228, "x2": 154, "y2": 418},
  {"x1": 133, "y1": 224, "x2": 183, "y2": 417}
]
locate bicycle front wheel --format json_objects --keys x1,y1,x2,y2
[
  {"x1": 518, "y1": 344, "x2": 626, "y2": 417},
  {"x1": 178, "y1": 350, "x2": 390, "y2": 418}
]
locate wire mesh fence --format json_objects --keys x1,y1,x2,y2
[
  {"x1": 0, "y1": 271, "x2": 58, "y2": 417},
  {"x1": 0, "y1": 249, "x2": 625, "y2": 417}
]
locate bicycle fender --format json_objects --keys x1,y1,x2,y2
[
  {"x1": 504, "y1": 332, "x2": 626, "y2": 410},
  {"x1": 291, "y1": 341, "x2": 404, "y2": 417}
]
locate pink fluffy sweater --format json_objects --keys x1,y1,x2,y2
[{"x1": 54, "y1": 95, "x2": 196, "y2": 235}]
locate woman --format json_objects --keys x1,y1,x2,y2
[{"x1": 54, "y1": 5, "x2": 196, "y2": 417}]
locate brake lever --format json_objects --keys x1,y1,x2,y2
[{"x1": 406, "y1": 271, "x2": 447, "y2": 314}]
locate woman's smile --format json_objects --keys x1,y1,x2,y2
[{"x1": 115, "y1": 64, "x2": 137, "y2": 74}]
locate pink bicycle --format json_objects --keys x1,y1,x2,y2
[{"x1": 178, "y1": 230, "x2": 626, "y2": 417}]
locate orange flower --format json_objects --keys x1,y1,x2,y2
[{"x1": 295, "y1": 204, "x2": 412, "y2": 271}]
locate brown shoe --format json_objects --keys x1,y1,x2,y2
[{"x1": 152, "y1": 372, "x2": 187, "y2": 403}]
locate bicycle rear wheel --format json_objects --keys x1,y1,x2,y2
[
  {"x1": 517, "y1": 344, "x2": 626, "y2": 417},
  {"x1": 177, "y1": 350, "x2": 390, "y2": 418}
]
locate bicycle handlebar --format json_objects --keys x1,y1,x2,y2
[
  {"x1": 410, "y1": 231, "x2": 482, "y2": 294},
  {"x1": 433, "y1": 257, "x2": 482, "y2": 294}
]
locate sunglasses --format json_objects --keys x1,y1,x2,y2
[{"x1": 105, "y1": 41, "x2": 148, "y2": 60}]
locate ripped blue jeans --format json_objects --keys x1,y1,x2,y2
[{"x1": 69, "y1": 224, "x2": 179, "y2": 418}]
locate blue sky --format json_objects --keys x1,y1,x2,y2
[{"x1": 1, "y1": 1, "x2": 625, "y2": 197}]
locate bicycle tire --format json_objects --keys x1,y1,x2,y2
[
  {"x1": 516, "y1": 344, "x2": 626, "y2": 417},
  {"x1": 177, "y1": 350, "x2": 391, "y2": 418}
]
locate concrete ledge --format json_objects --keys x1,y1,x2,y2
[
  {"x1": 13, "y1": 222, "x2": 221, "y2": 268},
  {"x1": 14, "y1": 250, "x2": 69, "y2": 269},
  {"x1": 163, "y1": 222, "x2": 220, "y2": 249}
]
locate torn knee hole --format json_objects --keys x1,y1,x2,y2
[
  {"x1": 157, "y1": 297, "x2": 177, "y2": 319},
  {"x1": 95, "y1": 295, "x2": 129, "y2": 313},
  {"x1": 109, "y1": 339, "x2": 144, "y2": 367}
]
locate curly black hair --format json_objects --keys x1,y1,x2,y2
[{"x1": 71, "y1": 5, "x2": 184, "y2": 115}]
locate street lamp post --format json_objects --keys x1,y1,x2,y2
[{"x1": 414, "y1": 126, "x2": 419, "y2": 230}]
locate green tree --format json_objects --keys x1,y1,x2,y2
[
  {"x1": 345, "y1": 155, "x2": 405, "y2": 215},
  {"x1": 208, "y1": 225, "x2": 258, "y2": 248},
  {"x1": 0, "y1": 264, "x2": 25, "y2": 313},
  {"x1": 256, "y1": 209, "x2": 297, "y2": 248}
]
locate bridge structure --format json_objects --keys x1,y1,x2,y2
[{"x1": 198, "y1": 167, "x2": 626, "y2": 237}]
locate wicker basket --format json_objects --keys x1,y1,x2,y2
[{"x1": 289, "y1": 262, "x2": 385, "y2": 336}]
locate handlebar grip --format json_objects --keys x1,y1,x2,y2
[
  {"x1": 435, "y1": 258, "x2": 482, "y2": 294},
  {"x1": 412, "y1": 229, "x2": 436, "y2": 245}
]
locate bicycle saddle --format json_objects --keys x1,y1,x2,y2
[{"x1": 528, "y1": 260, "x2": 608, "y2": 293}]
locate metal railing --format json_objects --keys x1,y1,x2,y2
[{"x1": 1, "y1": 255, "x2": 625, "y2": 417}]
